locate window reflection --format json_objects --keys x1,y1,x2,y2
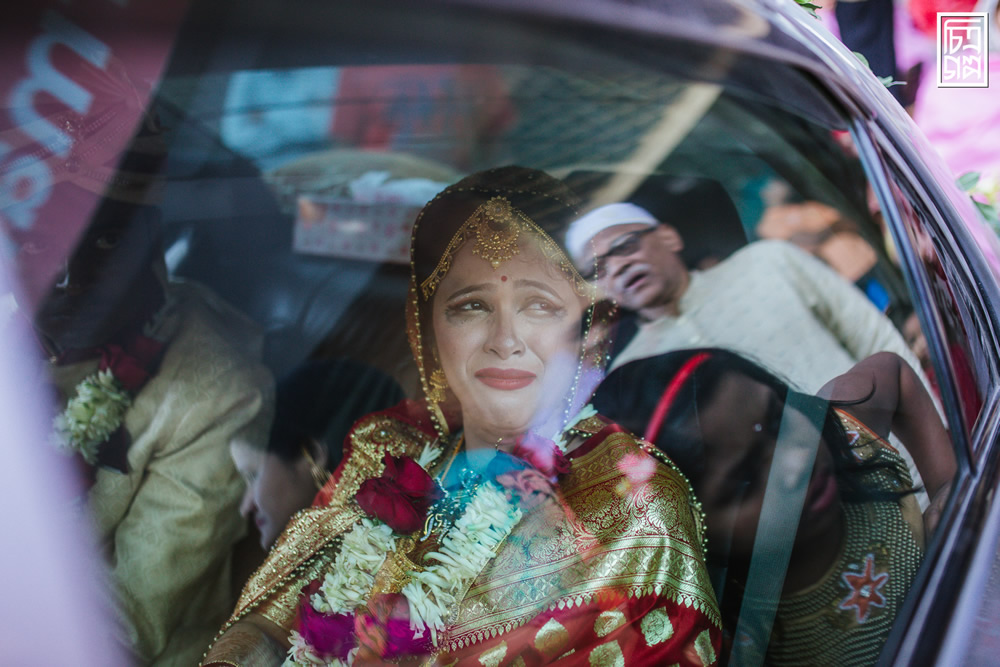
[
  {"x1": 594, "y1": 346, "x2": 954, "y2": 664},
  {"x1": 888, "y1": 178, "x2": 986, "y2": 433},
  {"x1": 9, "y1": 32, "x2": 968, "y2": 664}
]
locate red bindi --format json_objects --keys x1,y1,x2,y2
[{"x1": 500, "y1": 275, "x2": 508, "y2": 281}]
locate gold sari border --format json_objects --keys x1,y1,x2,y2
[{"x1": 213, "y1": 412, "x2": 437, "y2": 643}]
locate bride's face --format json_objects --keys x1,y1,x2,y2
[{"x1": 431, "y1": 239, "x2": 586, "y2": 442}]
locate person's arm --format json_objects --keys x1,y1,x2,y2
[
  {"x1": 112, "y1": 389, "x2": 269, "y2": 661},
  {"x1": 820, "y1": 351, "x2": 956, "y2": 496}
]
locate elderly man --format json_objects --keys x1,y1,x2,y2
[
  {"x1": 566, "y1": 201, "x2": 939, "y2": 509},
  {"x1": 566, "y1": 202, "x2": 924, "y2": 394}
]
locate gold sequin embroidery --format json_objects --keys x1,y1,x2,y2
[
  {"x1": 695, "y1": 629, "x2": 716, "y2": 666},
  {"x1": 594, "y1": 610, "x2": 627, "y2": 638},
  {"x1": 641, "y1": 607, "x2": 675, "y2": 646},
  {"x1": 589, "y1": 641, "x2": 625, "y2": 667},
  {"x1": 478, "y1": 640, "x2": 508, "y2": 667},
  {"x1": 535, "y1": 618, "x2": 570, "y2": 658}
]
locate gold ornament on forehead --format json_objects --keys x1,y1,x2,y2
[
  {"x1": 472, "y1": 197, "x2": 520, "y2": 269},
  {"x1": 419, "y1": 195, "x2": 595, "y2": 301}
]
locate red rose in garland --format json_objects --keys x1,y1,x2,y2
[
  {"x1": 99, "y1": 334, "x2": 164, "y2": 392},
  {"x1": 356, "y1": 454, "x2": 442, "y2": 533},
  {"x1": 52, "y1": 330, "x2": 165, "y2": 477},
  {"x1": 511, "y1": 432, "x2": 569, "y2": 480}
]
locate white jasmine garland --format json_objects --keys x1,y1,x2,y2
[
  {"x1": 312, "y1": 519, "x2": 396, "y2": 614},
  {"x1": 402, "y1": 481, "x2": 521, "y2": 645},
  {"x1": 283, "y1": 630, "x2": 333, "y2": 667},
  {"x1": 51, "y1": 369, "x2": 131, "y2": 465},
  {"x1": 283, "y1": 632, "x2": 355, "y2": 667},
  {"x1": 283, "y1": 442, "x2": 526, "y2": 665},
  {"x1": 416, "y1": 441, "x2": 443, "y2": 468}
]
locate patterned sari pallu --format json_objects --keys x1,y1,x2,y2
[{"x1": 203, "y1": 403, "x2": 721, "y2": 666}]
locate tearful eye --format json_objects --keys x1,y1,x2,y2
[
  {"x1": 525, "y1": 299, "x2": 563, "y2": 316},
  {"x1": 455, "y1": 299, "x2": 487, "y2": 312},
  {"x1": 445, "y1": 298, "x2": 490, "y2": 317}
]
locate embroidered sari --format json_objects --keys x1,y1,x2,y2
[{"x1": 203, "y1": 400, "x2": 721, "y2": 666}]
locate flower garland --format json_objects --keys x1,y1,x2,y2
[
  {"x1": 49, "y1": 320, "x2": 166, "y2": 469},
  {"x1": 283, "y1": 444, "x2": 523, "y2": 666},
  {"x1": 281, "y1": 405, "x2": 598, "y2": 666},
  {"x1": 50, "y1": 369, "x2": 131, "y2": 465},
  {"x1": 401, "y1": 482, "x2": 520, "y2": 643},
  {"x1": 312, "y1": 519, "x2": 397, "y2": 615}
]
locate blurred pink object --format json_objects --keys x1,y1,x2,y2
[
  {"x1": 0, "y1": 268, "x2": 127, "y2": 665},
  {"x1": 909, "y1": 0, "x2": 979, "y2": 36},
  {"x1": 902, "y1": 0, "x2": 1000, "y2": 182},
  {"x1": 913, "y1": 57, "x2": 1000, "y2": 183}
]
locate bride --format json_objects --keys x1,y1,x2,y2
[{"x1": 202, "y1": 167, "x2": 720, "y2": 666}]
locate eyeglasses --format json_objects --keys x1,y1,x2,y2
[{"x1": 582, "y1": 226, "x2": 657, "y2": 281}]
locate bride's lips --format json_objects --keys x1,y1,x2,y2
[{"x1": 475, "y1": 368, "x2": 537, "y2": 390}]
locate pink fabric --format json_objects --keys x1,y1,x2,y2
[{"x1": 0, "y1": 269, "x2": 125, "y2": 665}]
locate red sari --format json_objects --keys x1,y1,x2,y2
[{"x1": 204, "y1": 400, "x2": 720, "y2": 666}]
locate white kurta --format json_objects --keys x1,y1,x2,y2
[{"x1": 611, "y1": 240, "x2": 923, "y2": 393}]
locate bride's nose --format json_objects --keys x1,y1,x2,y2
[{"x1": 485, "y1": 309, "x2": 524, "y2": 358}]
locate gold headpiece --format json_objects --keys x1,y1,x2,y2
[
  {"x1": 419, "y1": 196, "x2": 594, "y2": 301},
  {"x1": 472, "y1": 197, "x2": 521, "y2": 269}
]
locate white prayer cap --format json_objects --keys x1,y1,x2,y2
[{"x1": 566, "y1": 202, "x2": 659, "y2": 266}]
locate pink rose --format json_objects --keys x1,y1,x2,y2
[
  {"x1": 296, "y1": 580, "x2": 355, "y2": 660},
  {"x1": 511, "y1": 433, "x2": 569, "y2": 480},
  {"x1": 356, "y1": 593, "x2": 430, "y2": 662}
]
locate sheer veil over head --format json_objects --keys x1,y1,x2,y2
[{"x1": 406, "y1": 166, "x2": 609, "y2": 439}]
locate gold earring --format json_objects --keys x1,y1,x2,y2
[
  {"x1": 301, "y1": 443, "x2": 327, "y2": 491},
  {"x1": 428, "y1": 368, "x2": 449, "y2": 404}
]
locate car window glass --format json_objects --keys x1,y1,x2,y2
[
  {"x1": 6, "y1": 5, "x2": 965, "y2": 665},
  {"x1": 884, "y1": 173, "x2": 989, "y2": 436}
]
